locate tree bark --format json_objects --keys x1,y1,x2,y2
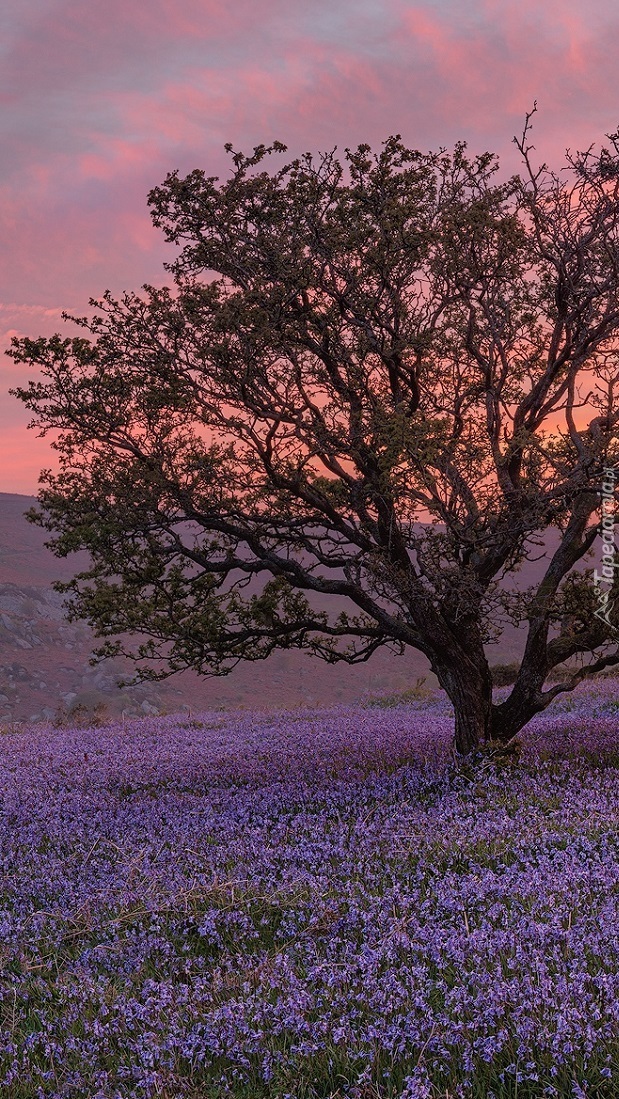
[
  {"x1": 436, "y1": 661, "x2": 493, "y2": 754},
  {"x1": 489, "y1": 676, "x2": 545, "y2": 744}
]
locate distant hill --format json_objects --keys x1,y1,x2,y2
[
  {"x1": 0, "y1": 494, "x2": 439, "y2": 721},
  {"x1": 0, "y1": 493, "x2": 91, "y2": 586},
  {"x1": 0, "y1": 492, "x2": 586, "y2": 723}
]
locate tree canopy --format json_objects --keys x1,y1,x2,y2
[{"x1": 10, "y1": 111, "x2": 619, "y2": 753}]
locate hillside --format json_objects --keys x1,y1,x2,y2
[
  {"x1": 0, "y1": 492, "x2": 577, "y2": 723},
  {"x1": 0, "y1": 494, "x2": 437, "y2": 721}
]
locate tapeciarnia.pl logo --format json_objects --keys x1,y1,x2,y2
[{"x1": 594, "y1": 466, "x2": 618, "y2": 633}]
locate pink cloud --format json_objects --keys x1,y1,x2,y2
[
  {"x1": 3, "y1": 0, "x2": 619, "y2": 491},
  {"x1": 1, "y1": 303, "x2": 77, "y2": 495}
]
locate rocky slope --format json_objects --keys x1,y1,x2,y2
[
  {"x1": 0, "y1": 492, "x2": 574, "y2": 724},
  {"x1": 0, "y1": 494, "x2": 439, "y2": 722}
]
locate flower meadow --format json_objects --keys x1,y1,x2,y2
[{"x1": 2, "y1": 683, "x2": 619, "y2": 1097}]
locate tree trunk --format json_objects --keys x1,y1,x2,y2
[
  {"x1": 489, "y1": 675, "x2": 545, "y2": 744},
  {"x1": 452, "y1": 681, "x2": 493, "y2": 754},
  {"x1": 436, "y1": 661, "x2": 493, "y2": 755}
]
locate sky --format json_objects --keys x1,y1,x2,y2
[{"x1": 2, "y1": 0, "x2": 619, "y2": 494}]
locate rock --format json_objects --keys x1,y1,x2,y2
[
  {"x1": 0, "y1": 596, "x2": 23, "y2": 615},
  {"x1": 93, "y1": 672, "x2": 115, "y2": 690},
  {"x1": 70, "y1": 688, "x2": 107, "y2": 711},
  {"x1": 141, "y1": 700, "x2": 160, "y2": 716},
  {"x1": 7, "y1": 665, "x2": 29, "y2": 682}
]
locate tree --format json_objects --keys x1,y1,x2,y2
[{"x1": 9, "y1": 111, "x2": 619, "y2": 753}]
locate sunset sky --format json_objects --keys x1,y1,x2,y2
[{"x1": 2, "y1": 0, "x2": 619, "y2": 493}]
